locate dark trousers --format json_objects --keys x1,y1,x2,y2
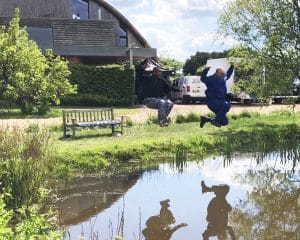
[
  {"x1": 207, "y1": 99, "x2": 230, "y2": 126},
  {"x1": 143, "y1": 98, "x2": 174, "y2": 121}
]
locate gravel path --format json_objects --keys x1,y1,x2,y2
[
  {"x1": 0, "y1": 103, "x2": 299, "y2": 129},
  {"x1": 127, "y1": 103, "x2": 300, "y2": 123}
]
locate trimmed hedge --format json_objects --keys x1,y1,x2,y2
[{"x1": 61, "y1": 64, "x2": 135, "y2": 106}]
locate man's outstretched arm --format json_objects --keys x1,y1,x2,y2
[
  {"x1": 201, "y1": 67, "x2": 210, "y2": 83},
  {"x1": 226, "y1": 64, "x2": 234, "y2": 80}
]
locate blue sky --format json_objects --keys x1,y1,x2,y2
[{"x1": 108, "y1": 0, "x2": 236, "y2": 61}]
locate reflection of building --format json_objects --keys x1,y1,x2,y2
[
  {"x1": 55, "y1": 175, "x2": 140, "y2": 226},
  {"x1": 0, "y1": 0, "x2": 156, "y2": 64}
]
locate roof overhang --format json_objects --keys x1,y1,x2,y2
[{"x1": 53, "y1": 46, "x2": 157, "y2": 58}]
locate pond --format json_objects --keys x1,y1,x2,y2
[{"x1": 57, "y1": 152, "x2": 300, "y2": 240}]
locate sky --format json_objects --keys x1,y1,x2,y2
[{"x1": 107, "y1": 0, "x2": 236, "y2": 61}]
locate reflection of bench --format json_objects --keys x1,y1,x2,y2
[{"x1": 62, "y1": 108, "x2": 124, "y2": 138}]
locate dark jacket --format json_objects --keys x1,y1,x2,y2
[
  {"x1": 141, "y1": 74, "x2": 180, "y2": 99},
  {"x1": 201, "y1": 66, "x2": 234, "y2": 100}
]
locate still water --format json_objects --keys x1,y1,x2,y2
[{"x1": 57, "y1": 153, "x2": 300, "y2": 240}]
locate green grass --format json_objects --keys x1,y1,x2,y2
[{"x1": 51, "y1": 110, "x2": 300, "y2": 177}]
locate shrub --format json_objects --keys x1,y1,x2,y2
[
  {"x1": 147, "y1": 116, "x2": 159, "y2": 125},
  {"x1": 231, "y1": 111, "x2": 252, "y2": 120},
  {"x1": 61, "y1": 64, "x2": 135, "y2": 106},
  {"x1": 125, "y1": 118, "x2": 134, "y2": 127},
  {"x1": 0, "y1": 10, "x2": 76, "y2": 115},
  {"x1": 175, "y1": 114, "x2": 185, "y2": 123},
  {"x1": 175, "y1": 113, "x2": 200, "y2": 124},
  {"x1": 186, "y1": 112, "x2": 200, "y2": 122},
  {"x1": 0, "y1": 195, "x2": 62, "y2": 239}
]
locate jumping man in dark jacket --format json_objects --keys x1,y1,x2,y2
[
  {"x1": 141, "y1": 67, "x2": 181, "y2": 127},
  {"x1": 200, "y1": 63, "x2": 234, "y2": 128}
]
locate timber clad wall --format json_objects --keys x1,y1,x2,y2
[
  {"x1": 0, "y1": 0, "x2": 71, "y2": 19},
  {"x1": 53, "y1": 20, "x2": 118, "y2": 47},
  {"x1": 0, "y1": 18, "x2": 118, "y2": 48}
]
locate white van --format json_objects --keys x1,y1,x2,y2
[{"x1": 172, "y1": 76, "x2": 207, "y2": 103}]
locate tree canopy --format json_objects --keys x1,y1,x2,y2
[
  {"x1": 158, "y1": 56, "x2": 183, "y2": 71},
  {"x1": 183, "y1": 51, "x2": 229, "y2": 75},
  {"x1": 219, "y1": 0, "x2": 300, "y2": 99},
  {"x1": 0, "y1": 9, "x2": 76, "y2": 114}
]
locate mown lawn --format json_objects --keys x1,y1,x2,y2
[{"x1": 51, "y1": 110, "x2": 300, "y2": 177}]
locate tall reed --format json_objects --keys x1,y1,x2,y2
[{"x1": 0, "y1": 125, "x2": 55, "y2": 209}]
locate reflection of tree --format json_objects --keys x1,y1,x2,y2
[
  {"x1": 142, "y1": 199, "x2": 187, "y2": 240},
  {"x1": 230, "y1": 169, "x2": 300, "y2": 240}
]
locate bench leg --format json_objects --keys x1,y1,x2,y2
[
  {"x1": 121, "y1": 116, "x2": 124, "y2": 135},
  {"x1": 71, "y1": 119, "x2": 76, "y2": 137},
  {"x1": 111, "y1": 125, "x2": 115, "y2": 135},
  {"x1": 63, "y1": 125, "x2": 67, "y2": 138},
  {"x1": 72, "y1": 125, "x2": 76, "y2": 137}
]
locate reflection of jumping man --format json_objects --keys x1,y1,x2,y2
[
  {"x1": 200, "y1": 63, "x2": 234, "y2": 128},
  {"x1": 201, "y1": 181, "x2": 236, "y2": 240},
  {"x1": 142, "y1": 199, "x2": 187, "y2": 240}
]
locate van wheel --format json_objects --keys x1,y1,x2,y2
[
  {"x1": 274, "y1": 98, "x2": 282, "y2": 104},
  {"x1": 243, "y1": 99, "x2": 252, "y2": 104}
]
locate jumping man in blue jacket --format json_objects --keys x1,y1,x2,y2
[{"x1": 200, "y1": 63, "x2": 234, "y2": 128}]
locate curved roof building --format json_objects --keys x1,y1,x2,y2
[{"x1": 0, "y1": 0, "x2": 157, "y2": 64}]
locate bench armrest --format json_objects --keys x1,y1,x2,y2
[
  {"x1": 116, "y1": 115, "x2": 126, "y2": 121},
  {"x1": 116, "y1": 115, "x2": 126, "y2": 134}
]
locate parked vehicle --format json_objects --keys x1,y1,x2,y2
[
  {"x1": 272, "y1": 76, "x2": 300, "y2": 104},
  {"x1": 171, "y1": 76, "x2": 206, "y2": 103}
]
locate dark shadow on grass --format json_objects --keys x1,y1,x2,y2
[{"x1": 59, "y1": 132, "x2": 114, "y2": 141}]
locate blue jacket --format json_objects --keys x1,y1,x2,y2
[{"x1": 201, "y1": 66, "x2": 234, "y2": 100}]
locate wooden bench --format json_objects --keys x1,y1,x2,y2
[{"x1": 62, "y1": 108, "x2": 124, "y2": 138}]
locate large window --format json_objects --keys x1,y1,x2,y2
[
  {"x1": 118, "y1": 25, "x2": 128, "y2": 47},
  {"x1": 72, "y1": 0, "x2": 89, "y2": 19}
]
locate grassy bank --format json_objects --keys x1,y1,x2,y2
[{"x1": 52, "y1": 110, "x2": 300, "y2": 177}]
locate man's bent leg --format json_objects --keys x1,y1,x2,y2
[
  {"x1": 157, "y1": 99, "x2": 169, "y2": 126},
  {"x1": 214, "y1": 101, "x2": 230, "y2": 126},
  {"x1": 165, "y1": 100, "x2": 174, "y2": 118},
  {"x1": 144, "y1": 98, "x2": 166, "y2": 123},
  {"x1": 206, "y1": 100, "x2": 221, "y2": 127}
]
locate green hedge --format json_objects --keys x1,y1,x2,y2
[{"x1": 61, "y1": 64, "x2": 135, "y2": 106}]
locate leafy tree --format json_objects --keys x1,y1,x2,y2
[
  {"x1": 0, "y1": 9, "x2": 76, "y2": 114},
  {"x1": 219, "y1": 0, "x2": 300, "y2": 99},
  {"x1": 183, "y1": 51, "x2": 229, "y2": 75},
  {"x1": 158, "y1": 56, "x2": 183, "y2": 71}
]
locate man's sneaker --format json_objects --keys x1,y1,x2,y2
[
  {"x1": 200, "y1": 116, "x2": 207, "y2": 128},
  {"x1": 159, "y1": 119, "x2": 169, "y2": 127}
]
